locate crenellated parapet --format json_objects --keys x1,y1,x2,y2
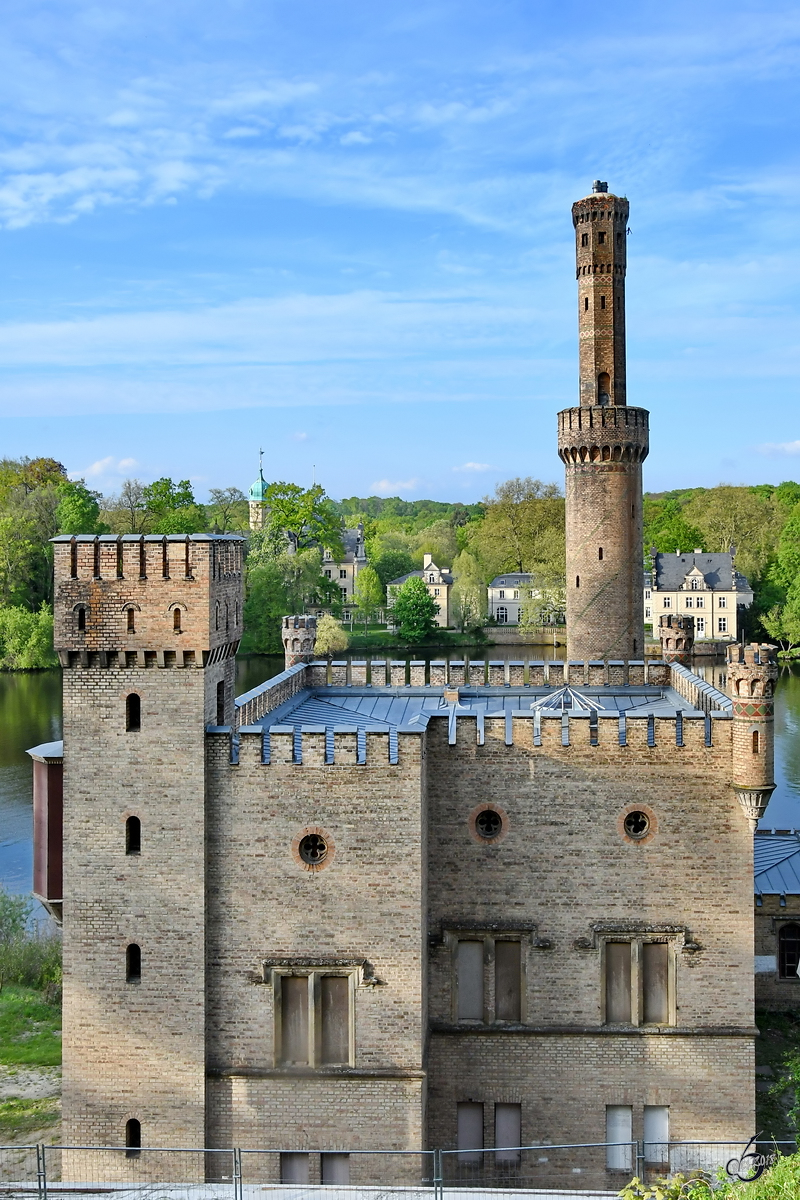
[
  {"x1": 282, "y1": 614, "x2": 317, "y2": 668},
  {"x1": 659, "y1": 613, "x2": 695, "y2": 664},
  {"x1": 557, "y1": 405, "x2": 649, "y2": 465}
]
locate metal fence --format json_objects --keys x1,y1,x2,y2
[{"x1": 0, "y1": 1139, "x2": 796, "y2": 1200}]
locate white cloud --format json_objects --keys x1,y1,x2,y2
[
  {"x1": 340, "y1": 131, "x2": 371, "y2": 146},
  {"x1": 370, "y1": 478, "x2": 419, "y2": 495},
  {"x1": 71, "y1": 455, "x2": 138, "y2": 480},
  {"x1": 758, "y1": 440, "x2": 800, "y2": 455},
  {"x1": 453, "y1": 461, "x2": 492, "y2": 472},
  {"x1": 292, "y1": 431, "x2": 309, "y2": 441}
]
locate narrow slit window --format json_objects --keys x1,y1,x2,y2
[
  {"x1": 575, "y1": 575, "x2": 580, "y2": 588},
  {"x1": 584, "y1": 296, "x2": 589, "y2": 311},
  {"x1": 494, "y1": 941, "x2": 521, "y2": 1022},
  {"x1": 77, "y1": 607, "x2": 86, "y2": 632},
  {"x1": 581, "y1": 232, "x2": 588, "y2": 246},
  {"x1": 125, "y1": 1118, "x2": 141, "y2": 1158},
  {"x1": 457, "y1": 940, "x2": 484, "y2": 1021},
  {"x1": 125, "y1": 816, "x2": 141, "y2": 856},
  {"x1": 320, "y1": 975, "x2": 350, "y2": 1064},
  {"x1": 598, "y1": 547, "x2": 604, "y2": 561},
  {"x1": 457, "y1": 1102, "x2": 484, "y2": 1165},
  {"x1": 125, "y1": 694, "x2": 141, "y2": 733},
  {"x1": 216, "y1": 680, "x2": 225, "y2": 726},
  {"x1": 139, "y1": 541, "x2": 146, "y2": 579},
  {"x1": 127, "y1": 609, "x2": 135, "y2": 633},
  {"x1": 161, "y1": 541, "x2": 169, "y2": 578},
  {"x1": 495, "y1": 1103, "x2": 521, "y2": 1164},
  {"x1": 598, "y1": 231, "x2": 606, "y2": 244},
  {"x1": 93, "y1": 541, "x2": 100, "y2": 579},
  {"x1": 280, "y1": 975, "x2": 310, "y2": 1065},
  {"x1": 173, "y1": 608, "x2": 182, "y2": 632},
  {"x1": 600, "y1": 294, "x2": 606, "y2": 308},
  {"x1": 126, "y1": 943, "x2": 141, "y2": 983},
  {"x1": 70, "y1": 541, "x2": 78, "y2": 578},
  {"x1": 752, "y1": 730, "x2": 760, "y2": 754}
]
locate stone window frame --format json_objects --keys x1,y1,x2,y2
[
  {"x1": 770, "y1": 917, "x2": 800, "y2": 983},
  {"x1": 291, "y1": 826, "x2": 336, "y2": 873},
  {"x1": 446, "y1": 929, "x2": 531, "y2": 1026},
  {"x1": 598, "y1": 933, "x2": 678, "y2": 1027},
  {"x1": 269, "y1": 965, "x2": 357, "y2": 1068},
  {"x1": 617, "y1": 803, "x2": 658, "y2": 846},
  {"x1": 467, "y1": 802, "x2": 509, "y2": 846}
]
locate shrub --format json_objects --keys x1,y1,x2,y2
[{"x1": 0, "y1": 606, "x2": 57, "y2": 670}]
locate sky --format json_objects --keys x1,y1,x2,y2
[{"x1": 1, "y1": 0, "x2": 800, "y2": 503}]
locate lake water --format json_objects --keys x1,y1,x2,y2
[{"x1": 3, "y1": 654, "x2": 800, "y2": 896}]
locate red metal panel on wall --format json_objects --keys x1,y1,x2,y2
[{"x1": 33, "y1": 759, "x2": 62, "y2": 901}]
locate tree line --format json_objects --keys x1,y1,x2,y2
[{"x1": 2, "y1": 454, "x2": 800, "y2": 664}]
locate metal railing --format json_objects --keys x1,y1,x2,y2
[{"x1": 0, "y1": 1138, "x2": 795, "y2": 1200}]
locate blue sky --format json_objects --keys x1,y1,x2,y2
[{"x1": 1, "y1": 0, "x2": 800, "y2": 502}]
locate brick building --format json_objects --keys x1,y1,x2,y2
[{"x1": 35, "y1": 183, "x2": 767, "y2": 1190}]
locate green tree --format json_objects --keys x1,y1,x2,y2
[
  {"x1": 265, "y1": 482, "x2": 344, "y2": 556},
  {"x1": 468, "y1": 477, "x2": 565, "y2": 580},
  {"x1": 104, "y1": 479, "x2": 148, "y2": 533},
  {"x1": 142, "y1": 478, "x2": 207, "y2": 534},
  {"x1": 413, "y1": 519, "x2": 458, "y2": 569},
  {"x1": 315, "y1": 614, "x2": 350, "y2": 657},
  {"x1": 391, "y1": 575, "x2": 438, "y2": 643},
  {"x1": 683, "y1": 485, "x2": 782, "y2": 581},
  {"x1": 643, "y1": 498, "x2": 704, "y2": 557},
  {"x1": 450, "y1": 551, "x2": 487, "y2": 632},
  {"x1": 0, "y1": 606, "x2": 57, "y2": 669},
  {"x1": 371, "y1": 549, "x2": 415, "y2": 595},
  {"x1": 240, "y1": 549, "x2": 340, "y2": 654},
  {"x1": 55, "y1": 481, "x2": 105, "y2": 535},
  {"x1": 353, "y1": 566, "x2": 384, "y2": 631},
  {"x1": 518, "y1": 575, "x2": 566, "y2": 636},
  {"x1": 208, "y1": 487, "x2": 248, "y2": 532}
]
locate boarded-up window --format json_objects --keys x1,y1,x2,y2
[
  {"x1": 606, "y1": 1106, "x2": 632, "y2": 1171},
  {"x1": 643, "y1": 1106, "x2": 669, "y2": 1165},
  {"x1": 280, "y1": 976, "x2": 309, "y2": 1065},
  {"x1": 457, "y1": 1102, "x2": 484, "y2": 1164},
  {"x1": 495, "y1": 941, "x2": 521, "y2": 1022},
  {"x1": 494, "y1": 1103, "x2": 521, "y2": 1164},
  {"x1": 321, "y1": 1154, "x2": 350, "y2": 1184},
  {"x1": 457, "y1": 941, "x2": 484, "y2": 1020},
  {"x1": 642, "y1": 943, "x2": 669, "y2": 1023},
  {"x1": 280, "y1": 1153, "x2": 309, "y2": 1183},
  {"x1": 605, "y1": 943, "x2": 632, "y2": 1023},
  {"x1": 320, "y1": 975, "x2": 350, "y2": 1064}
]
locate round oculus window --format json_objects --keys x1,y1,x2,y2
[
  {"x1": 298, "y1": 832, "x2": 328, "y2": 865},
  {"x1": 475, "y1": 809, "x2": 503, "y2": 839},
  {"x1": 623, "y1": 810, "x2": 650, "y2": 840}
]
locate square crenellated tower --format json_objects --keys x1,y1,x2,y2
[{"x1": 52, "y1": 533, "x2": 243, "y2": 1158}]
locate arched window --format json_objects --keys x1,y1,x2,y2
[
  {"x1": 126, "y1": 816, "x2": 141, "y2": 856},
  {"x1": 173, "y1": 608, "x2": 182, "y2": 632},
  {"x1": 125, "y1": 694, "x2": 141, "y2": 733},
  {"x1": 496, "y1": 606, "x2": 508, "y2": 624},
  {"x1": 598, "y1": 371, "x2": 610, "y2": 403},
  {"x1": 125, "y1": 1118, "x2": 141, "y2": 1158},
  {"x1": 752, "y1": 730, "x2": 760, "y2": 755},
  {"x1": 76, "y1": 606, "x2": 87, "y2": 632},
  {"x1": 126, "y1": 944, "x2": 141, "y2": 983},
  {"x1": 127, "y1": 608, "x2": 135, "y2": 633},
  {"x1": 779, "y1": 923, "x2": 800, "y2": 979}
]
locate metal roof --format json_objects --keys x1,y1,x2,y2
[
  {"x1": 755, "y1": 833, "x2": 800, "y2": 895},
  {"x1": 490, "y1": 574, "x2": 534, "y2": 587}
]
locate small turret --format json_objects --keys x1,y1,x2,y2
[
  {"x1": 726, "y1": 643, "x2": 779, "y2": 830},
  {"x1": 283, "y1": 614, "x2": 317, "y2": 669},
  {"x1": 658, "y1": 613, "x2": 694, "y2": 664}
]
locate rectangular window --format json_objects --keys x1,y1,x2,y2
[
  {"x1": 644, "y1": 589, "x2": 651, "y2": 600},
  {"x1": 718, "y1": 596, "x2": 726, "y2": 608},
  {"x1": 606, "y1": 1106, "x2": 633, "y2": 1171},
  {"x1": 457, "y1": 1102, "x2": 484, "y2": 1164},
  {"x1": 325, "y1": 569, "x2": 331, "y2": 578},
  {"x1": 663, "y1": 598, "x2": 671, "y2": 608},
  {"x1": 718, "y1": 617, "x2": 728, "y2": 633},
  {"x1": 499, "y1": 589, "x2": 505, "y2": 599},
  {"x1": 645, "y1": 607, "x2": 651, "y2": 619},
  {"x1": 339, "y1": 569, "x2": 347, "y2": 579},
  {"x1": 696, "y1": 596, "x2": 704, "y2": 607},
  {"x1": 690, "y1": 579, "x2": 698, "y2": 589},
  {"x1": 434, "y1": 588, "x2": 440, "y2": 596},
  {"x1": 696, "y1": 617, "x2": 705, "y2": 634},
  {"x1": 513, "y1": 590, "x2": 519, "y2": 599},
  {"x1": 685, "y1": 596, "x2": 693, "y2": 608},
  {"x1": 276, "y1": 971, "x2": 353, "y2": 1067},
  {"x1": 495, "y1": 941, "x2": 522, "y2": 1021},
  {"x1": 321, "y1": 1155, "x2": 350, "y2": 1185},
  {"x1": 281, "y1": 1154, "x2": 309, "y2": 1184},
  {"x1": 455, "y1": 936, "x2": 523, "y2": 1023},
  {"x1": 494, "y1": 1103, "x2": 521, "y2": 1164},
  {"x1": 604, "y1": 939, "x2": 673, "y2": 1026},
  {"x1": 457, "y1": 941, "x2": 484, "y2": 1020},
  {"x1": 643, "y1": 1106, "x2": 670, "y2": 1166}
]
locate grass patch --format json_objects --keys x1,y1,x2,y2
[
  {"x1": 0, "y1": 1096, "x2": 59, "y2": 1138},
  {"x1": 0, "y1": 986, "x2": 61, "y2": 1066}
]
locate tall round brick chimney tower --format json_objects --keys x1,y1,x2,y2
[{"x1": 558, "y1": 181, "x2": 649, "y2": 661}]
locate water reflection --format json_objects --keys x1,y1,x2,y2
[{"x1": 1, "y1": 655, "x2": 799, "y2": 894}]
